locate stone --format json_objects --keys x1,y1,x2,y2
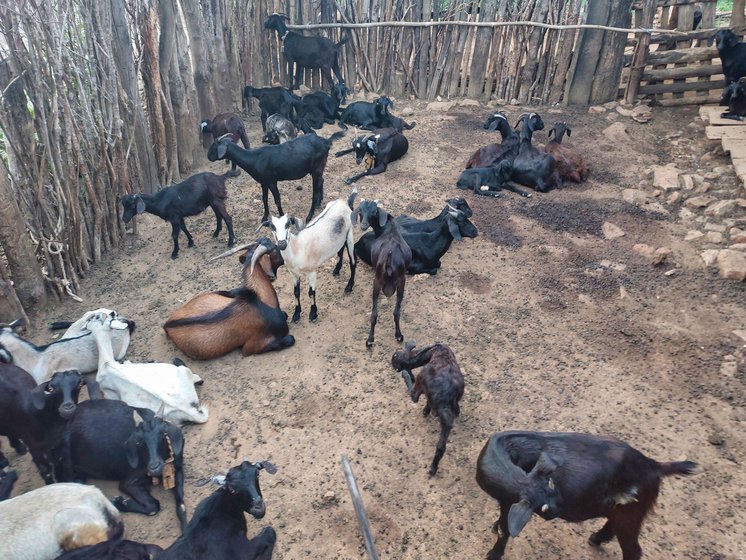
[
  {"x1": 732, "y1": 233, "x2": 746, "y2": 244},
  {"x1": 604, "y1": 101, "x2": 618, "y2": 110},
  {"x1": 616, "y1": 105, "x2": 634, "y2": 117},
  {"x1": 705, "y1": 199, "x2": 737, "y2": 217},
  {"x1": 426, "y1": 101, "x2": 455, "y2": 112},
  {"x1": 652, "y1": 189, "x2": 662, "y2": 197},
  {"x1": 679, "y1": 208, "x2": 696, "y2": 221},
  {"x1": 589, "y1": 105, "x2": 606, "y2": 113},
  {"x1": 704, "y1": 222, "x2": 727, "y2": 232},
  {"x1": 631, "y1": 105, "x2": 653, "y2": 123},
  {"x1": 652, "y1": 163, "x2": 680, "y2": 191},
  {"x1": 602, "y1": 222, "x2": 625, "y2": 239},
  {"x1": 717, "y1": 249, "x2": 746, "y2": 281},
  {"x1": 701, "y1": 249, "x2": 720, "y2": 266},
  {"x1": 401, "y1": 107, "x2": 415, "y2": 117},
  {"x1": 633, "y1": 244, "x2": 656, "y2": 258},
  {"x1": 733, "y1": 329, "x2": 746, "y2": 343},
  {"x1": 684, "y1": 230, "x2": 704, "y2": 241},
  {"x1": 602, "y1": 122, "x2": 642, "y2": 149},
  {"x1": 691, "y1": 174, "x2": 704, "y2": 186},
  {"x1": 705, "y1": 231, "x2": 724, "y2": 244},
  {"x1": 653, "y1": 247, "x2": 672, "y2": 265},
  {"x1": 622, "y1": 188, "x2": 648, "y2": 205},
  {"x1": 738, "y1": 198, "x2": 746, "y2": 208},
  {"x1": 729, "y1": 243, "x2": 746, "y2": 251},
  {"x1": 704, "y1": 171, "x2": 720, "y2": 181},
  {"x1": 708, "y1": 433, "x2": 725, "y2": 446},
  {"x1": 667, "y1": 192, "x2": 682, "y2": 205},
  {"x1": 322, "y1": 491, "x2": 336, "y2": 503},
  {"x1": 678, "y1": 174, "x2": 694, "y2": 190},
  {"x1": 697, "y1": 182, "x2": 712, "y2": 193},
  {"x1": 458, "y1": 99, "x2": 481, "y2": 107},
  {"x1": 684, "y1": 195, "x2": 715, "y2": 208}
]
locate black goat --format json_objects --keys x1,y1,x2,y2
[
  {"x1": 355, "y1": 199, "x2": 477, "y2": 275},
  {"x1": 338, "y1": 97, "x2": 415, "y2": 132},
  {"x1": 264, "y1": 13, "x2": 349, "y2": 90},
  {"x1": 391, "y1": 342, "x2": 464, "y2": 476},
  {"x1": 356, "y1": 200, "x2": 412, "y2": 346},
  {"x1": 54, "y1": 539, "x2": 163, "y2": 560},
  {"x1": 465, "y1": 112, "x2": 520, "y2": 169},
  {"x1": 244, "y1": 86, "x2": 302, "y2": 132},
  {"x1": 335, "y1": 128, "x2": 409, "y2": 184},
  {"x1": 0, "y1": 469, "x2": 17, "y2": 501},
  {"x1": 715, "y1": 29, "x2": 746, "y2": 85},
  {"x1": 55, "y1": 400, "x2": 188, "y2": 533},
  {"x1": 300, "y1": 82, "x2": 349, "y2": 129},
  {"x1": 720, "y1": 77, "x2": 746, "y2": 120},
  {"x1": 121, "y1": 171, "x2": 237, "y2": 259},
  {"x1": 476, "y1": 431, "x2": 698, "y2": 560},
  {"x1": 0, "y1": 365, "x2": 87, "y2": 483},
  {"x1": 158, "y1": 460, "x2": 277, "y2": 559},
  {"x1": 511, "y1": 112, "x2": 562, "y2": 193},
  {"x1": 457, "y1": 160, "x2": 528, "y2": 197},
  {"x1": 207, "y1": 131, "x2": 345, "y2": 224}
]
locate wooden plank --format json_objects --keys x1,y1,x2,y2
[
  {"x1": 706, "y1": 124, "x2": 746, "y2": 139},
  {"x1": 721, "y1": 136, "x2": 746, "y2": 154},
  {"x1": 639, "y1": 78, "x2": 724, "y2": 94},
  {"x1": 642, "y1": 64, "x2": 721, "y2": 81},
  {"x1": 701, "y1": 105, "x2": 744, "y2": 125},
  {"x1": 646, "y1": 46, "x2": 718, "y2": 64},
  {"x1": 654, "y1": 93, "x2": 720, "y2": 106}
]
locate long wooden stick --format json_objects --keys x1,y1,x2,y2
[{"x1": 341, "y1": 456, "x2": 380, "y2": 560}]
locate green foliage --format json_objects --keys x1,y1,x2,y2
[{"x1": 718, "y1": 0, "x2": 734, "y2": 12}]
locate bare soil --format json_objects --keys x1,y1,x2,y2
[{"x1": 7, "y1": 102, "x2": 746, "y2": 560}]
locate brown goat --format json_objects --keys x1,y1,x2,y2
[
  {"x1": 544, "y1": 122, "x2": 588, "y2": 183},
  {"x1": 163, "y1": 238, "x2": 294, "y2": 360},
  {"x1": 391, "y1": 341, "x2": 464, "y2": 476}
]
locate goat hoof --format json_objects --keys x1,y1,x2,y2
[
  {"x1": 188, "y1": 241, "x2": 195, "y2": 247},
  {"x1": 428, "y1": 466, "x2": 437, "y2": 477},
  {"x1": 344, "y1": 284, "x2": 354, "y2": 293},
  {"x1": 396, "y1": 334, "x2": 404, "y2": 343},
  {"x1": 292, "y1": 313, "x2": 301, "y2": 323},
  {"x1": 366, "y1": 339, "x2": 374, "y2": 348},
  {"x1": 344, "y1": 178, "x2": 353, "y2": 185},
  {"x1": 213, "y1": 231, "x2": 219, "y2": 238},
  {"x1": 171, "y1": 253, "x2": 178, "y2": 260},
  {"x1": 309, "y1": 312, "x2": 318, "y2": 323}
]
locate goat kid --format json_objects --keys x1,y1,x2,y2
[
  {"x1": 84, "y1": 312, "x2": 207, "y2": 426},
  {"x1": 164, "y1": 238, "x2": 294, "y2": 360},
  {"x1": 262, "y1": 113, "x2": 299, "y2": 145},
  {"x1": 720, "y1": 77, "x2": 746, "y2": 120},
  {"x1": 300, "y1": 82, "x2": 349, "y2": 129},
  {"x1": 1, "y1": 311, "x2": 132, "y2": 384},
  {"x1": 121, "y1": 171, "x2": 237, "y2": 259},
  {"x1": 0, "y1": 483, "x2": 123, "y2": 560},
  {"x1": 476, "y1": 431, "x2": 699, "y2": 560},
  {"x1": 544, "y1": 122, "x2": 588, "y2": 183},
  {"x1": 158, "y1": 460, "x2": 277, "y2": 560},
  {"x1": 56, "y1": 401, "x2": 188, "y2": 533},
  {"x1": 207, "y1": 131, "x2": 345, "y2": 224},
  {"x1": 339, "y1": 96, "x2": 415, "y2": 132},
  {"x1": 356, "y1": 200, "x2": 412, "y2": 346},
  {"x1": 391, "y1": 342, "x2": 464, "y2": 476},
  {"x1": 54, "y1": 539, "x2": 163, "y2": 560},
  {"x1": 335, "y1": 128, "x2": 409, "y2": 184},
  {"x1": 259, "y1": 188, "x2": 357, "y2": 323},
  {"x1": 456, "y1": 160, "x2": 526, "y2": 197}
]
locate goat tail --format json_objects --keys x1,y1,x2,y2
[
  {"x1": 347, "y1": 186, "x2": 358, "y2": 210},
  {"x1": 336, "y1": 30, "x2": 351, "y2": 48},
  {"x1": 659, "y1": 460, "x2": 700, "y2": 477},
  {"x1": 326, "y1": 130, "x2": 347, "y2": 145},
  {"x1": 50, "y1": 320, "x2": 74, "y2": 331}
]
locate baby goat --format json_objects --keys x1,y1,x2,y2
[
  {"x1": 391, "y1": 342, "x2": 464, "y2": 476},
  {"x1": 544, "y1": 122, "x2": 588, "y2": 183},
  {"x1": 476, "y1": 431, "x2": 698, "y2": 560},
  {"x1": 200, "y1": 113, "x2": 250, "y2": 149},
  {"x1": 335, "y1": 128, "x2": 409, "y2": 184},
  {"x1": 457, "y1": 160, "x2": 525, "y2": 197},
  {"x1": 121, "y1": 171, "x2": 237, "y2": 259},
  {"x1": 720, "y1": 77, "x2": 746, "y2": 120},
  {"x1": 356, "y1": 200, "x2": 412, "y2": 346},
  {"x1": 262, "y1": 113, "x2": 299, "y2": 145},
  {"x1": 259, "y1": 188, "x2": 358, "y2": 323},
  {"x1": 164, "y1": 238, "x2": 294, "y2": 360}
]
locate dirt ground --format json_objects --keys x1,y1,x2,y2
[{"x1": 6, "y1": 100, "x2": 746, "y2": 560}]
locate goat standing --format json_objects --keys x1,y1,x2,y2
[
  {"x1": 476, "y1": 431, "x2": 698, "y2": 560},
  {"x1": 356, "y1": 200, "x2": 412, "y2": 346},
  {"x1": 391, "y1": 342, "x2": 464, "y2": 476}
]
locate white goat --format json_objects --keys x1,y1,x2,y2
[
  {"x1": 0, "y1": 309, "x2": 133, "y2": 384},
  {"x1": 263, "y1": 189, "x2": 357, "y2": 323},
  {"x1": 0, "y1": 483, "x2": 123, "y2": 560},
  {"x1": 85, "y1": 312, "x2": 208, "y2": 426}
]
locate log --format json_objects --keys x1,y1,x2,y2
[
  {"x1": 565, "y1": 0, "x2": 612, "y2": 105},
  {"x1": 626, "y1": 0, "x2": 658, "y2": 104},
  {"x1": 655, "y1": 93, "x2": 720, "y2": 107},
  {"x1": 642, "y1": 64, "x2": 722, "y2": 80},
  {"x1": 638, "y1": 78, "x2": 723, "y2": 94},
  {"x1": 591, "y1": 0, "x2": 633, "y2": 103},
  {"x1": 645, "y1": 46, "x2": 718, "y2": 64},
  {"x1": 341, "y1": 456, "x2": 379, "y2": 560}
]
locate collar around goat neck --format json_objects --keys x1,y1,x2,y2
[{"x1": 281, "y1": 30, "x2": 289, "y2": 41}]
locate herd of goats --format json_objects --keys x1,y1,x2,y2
[{"x1": 0, "y1": 12, "x2": 713, "y2": 560}]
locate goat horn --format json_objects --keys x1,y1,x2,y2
[
  {"x1": 216, "y1": 133, "x2": 233, "y2": 142},
  {"x1": 254, "y1": 220, "x2": 271, "y2": 233},
  {"x1": 210, "y1": 243, "x2": 253, "y2": 261},
  {"x1": 250, "y1": 244, "x2": 270, "y2": 275}
]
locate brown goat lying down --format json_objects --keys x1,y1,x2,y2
[
  {"x1": 544, "y1": 122, "x2": 588, "y2": 183},
  {"x1": 476, "y1": 431, "x2": 698, "y2": 560},
  {"x1": 164, "y1": 238, "x2": 294, "y2": 360}
]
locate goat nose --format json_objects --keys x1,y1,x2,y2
[
  {"x1": 250, "y1": 499, "x2": 266, "y2": 519},
  {"x1": 59, "y1": 402, "x2": 77, "y2": 419},
  {"x1": 148, "y1": 459, "x2": 164, "y2": 476},
  {"x1": 278, "y1": 240, "x2": 287, "y2": 251}
]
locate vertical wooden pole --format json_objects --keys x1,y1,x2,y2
[{"x1": 625, "y1": 0, "x2": 656, "y2": 105}]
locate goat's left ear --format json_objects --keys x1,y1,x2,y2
[
  {"x1": 565, "y1": 127, "x2": 572, "y2": 137},
  {"x1": 257, "y1": 460, "x2": 278, "y2": 474},
  {"x1": 135, "y1": 196, "x2": 146, "y2": 215},
  {"x1": 446, "y1": 215, "x2": 462, "y2": 241},
  {"x1": 124, "y1": 434, "x2": 140, "y2": 469},
  {"x1": 507, "y1": 499, "x2": 534, "y2": 537},
  {"x1": 167, "y1": 425, "x2": 184, "y2": 458},
  {"x1": 378, "y1": 209, "x2": 388, "y2": 228},
  {"x1": 30, "y1": 384, "x2": 48, "y2": 410},
  {"x1": 548, "y1": 127, "x2": 555, "y2": 139},
  {"x1": 350, "y1": 210, "x2": 357, "y2": 225},
  {"x1": 216, "y1": 141, "x2": 228, "y2": 159}
]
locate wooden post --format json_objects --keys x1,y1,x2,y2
[
  {"x1": 565, "y1": 0, "x2": 611, "y2": 105},
  {"x1": 467, "y1": 0, "x2": 498, "y2": 98},
  {"x1": 625, "y1": 0, "x2": 656, "y2": 105},
  {"x1": 590, "y1": 0, "x2": 633, "y2": 103},
  {"x1": 341, "y1": 456, "x2": 379, "y2": 560}
]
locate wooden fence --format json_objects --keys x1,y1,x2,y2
[
  {"x1": 255, "y1": 0, "x2": 633, "y2": 106},
  {"x1": 623, "y1": 0, "x2": 731, "y2": 106}
]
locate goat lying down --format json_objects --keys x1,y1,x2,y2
[
  {"x1": 85, "y1": 312, "x2": 207, "y2": 426},
  {"x1": 0, "y1": 483, "x2": 124, "y2": 560},
  {"x1": 476, "y1": 431, "x2": 699, "y2": 560},
  {"x1": 0, "y1": 309, "x2": 133, "y2": 384}
]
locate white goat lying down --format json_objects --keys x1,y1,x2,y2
[
  {"x1": 0, "y1": 308, "x2": 134, "y2": 384},
  {"x1": 85, "y1": 312, "x2": 208, "y2": 425},
  {"x1": 0, "y1": 483, "x2": 123, "y2": 560}
]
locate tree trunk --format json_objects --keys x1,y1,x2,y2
[
  {"x1": 734, "y1": 0, "x2": 745, "y2": 28},
  {"x1": 182, "y1": 0, "x2": 216, "y2": 126},
  {"x1": 0, "y1": 259, "x2": 29, "y2": 325}
]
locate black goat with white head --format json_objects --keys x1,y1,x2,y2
[
  {"x1": 476, "y1": 431, "x2": 699, "y2": 560},
  {"x1": 335, "y1": 127, "x2": 409, "y2": 184}
]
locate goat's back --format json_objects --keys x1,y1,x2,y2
[
  {"x1": 371, "y1": 224, "x2": 412, "y2": 297},
  {"x1": 545, "y1": 142, "x2": 587, "y2": 183}
]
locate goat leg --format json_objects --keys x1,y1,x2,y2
[
  {"x1": 486, "y1": 502, "x2": 512, "y2": 559},
  {"x1": 308, "y1": 273, "x2": 318, "y2": 323},
  {"x1": 400, "y1": 369, "x2": 414, "y2": 393},
  {"x1": 589, "y1": 520, "x2": 615, "y2": 546},
  {"x1": 346, "y1": 161, "x2": 387, "y2": 184},
  {"x1": 211, "y1": 207, "x2": 223, "y2": 238},
  {"x1": 179, "y1": 218, "x2": 194, "y2": 247},
  {"x1": 343, "y1": 238, "x2": 356, "y2": 293},
  {"x1": 502, "y1": 182, "x2": 532, "y2": 198},
  {"x1": 113, "y1": 478, "x2": 160, "y2": 516},
  {"x1": 366, "y1": 284, "x2": 381, "y2": 347},
  {"x1": 260, "y1": 184, "x2": 271, "y2": 223},
  {"x1": 292, "y1": 280, "x2": 302, "y2": 323},
  {"x1": 8, "y1": 436, "x2": 27, "y2": 455},
  {"x1": 335, "y1": 147, "x2": 355, "y2": 158},
  {"x1": 428, "y1": 413, "x2": 453, "y2": 476},
  {"x1": 170, "y1": 222, "x2": 181, "y2": 259},
  {"x1": 333, "y1": 246, "x2": 345, "y2": 276},
  {"x1": 393, "y1": 276, "x2": 405, "y2": 342},
  {"x1": 267, "y1": 182, "x2": 284, "y2": 218}
]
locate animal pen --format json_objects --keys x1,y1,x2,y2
[{"x1": 0, "y1": 0, "x2": 736, "y2": 322}]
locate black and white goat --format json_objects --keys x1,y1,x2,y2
[
  {"x1": 262, "y1": 113, "x2": 299, "y2": 145},
  {"x1": 258, "y1": 188, "x2": 358, "y2": 323},
  {"x1": 335, "y1": 128, "x2": 409, "y2": 184}
]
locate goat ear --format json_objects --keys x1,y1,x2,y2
[
  {"x1": 135, "y1": 196, "x2": 146, "y2": 215},
  {"x1": 404, "y1": 340, "x2": 416, "y2": 352},
  {"x1": 216, "y1": 141, "x2": 228, "y2": 159},
  {"x1": 350, "y1": 210, "x2": 357, "y2": 225},
  {"x1": 507, "y1": 499, "x2": 534, "y2": 537},
  {"x1": 84, "y1": 378, "x2": 101, "y2": 400},
  {"x1": 124, "y1": 434, "x2": 140, "y2": 469},
  {"x1": 30, "y1": 384, "x2": 48, "y2": 410},
  {"x1": 257, "y1": 460, "x2": 278, "y2": 474},
  {"x1": 446, "y1": 216, "x2": 462, "y2": 241},
  {"x1": 548, "y1": 127, "x2": 555, "y2": 139},
  {"x1": 132, "y1": 409, "x2": 145, "y2": 426},
  {"x1": 565, "y1": 127, "x2": 571, "y2": 137},
  {"x1": 378, "y1": 210, "x2": 388, "y2": 228},
  {"x1": 167, "y1": 425, "x2": 184, "y2": 458}
]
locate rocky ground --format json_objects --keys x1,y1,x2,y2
[{"x1": 4, "y1": 96, "x2": 746, "y2": 560}]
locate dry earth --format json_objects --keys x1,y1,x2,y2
[{"x1": 5, "y1": 100, "x2": 746, "y2": 560}]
